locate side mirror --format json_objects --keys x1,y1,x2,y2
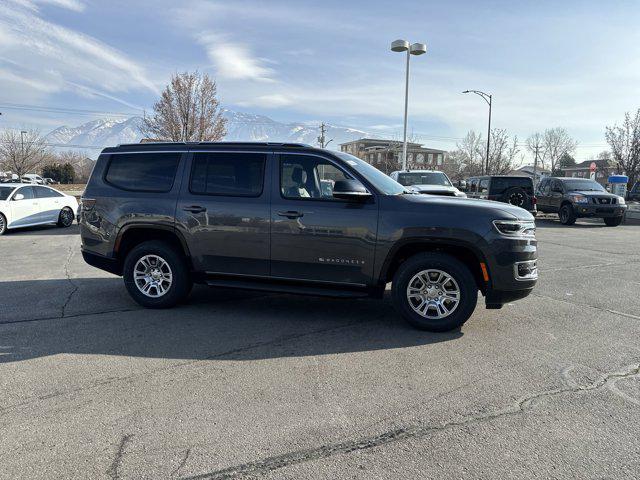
[
  {"x1": 333, "y1": 179, "x2": 371, "y2": 201},
  {"x1": 13, "y1": 193, "x2": 24, "y2": 201}
]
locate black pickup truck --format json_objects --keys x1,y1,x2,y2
[{"x1": 79, "y1": 142, "x2": 537, "y2": 331}]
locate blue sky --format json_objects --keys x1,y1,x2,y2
[{"x1": 1, "y1": 0, "x2": 639, "y2": 160}]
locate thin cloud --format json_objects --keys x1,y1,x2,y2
[
  {"x1": 198, "y1": 33, "x2": 275, "y2": 82},
  {"x1": 7, "y1": 0, "x2": 85, "y2": 12}
]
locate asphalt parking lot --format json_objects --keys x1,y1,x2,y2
[{"x1": 1, "y1": 218, "x2": 639, "y2": 479}]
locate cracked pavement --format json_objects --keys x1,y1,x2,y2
[{"x1": 1, "y1": 219, "x2": 639, "y2": 479}]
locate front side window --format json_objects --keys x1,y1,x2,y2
[
  {"x1": 190, "y1": 152, "x2": 265, "y2": 197},
  {"x1": 105, "y1": 153, "x2": 180, "y2": 192},
  {"x1": 281, "y1": 155, "x2": 350, "y2": 200},
  {"x1": 333, "y1": 152, "x2": 406, "y2": 195},
  {"x1": 15, "y1": 186, "x2": 34, "y2": 200}
]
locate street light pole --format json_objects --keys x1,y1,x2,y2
[
  {"x1": 391, "y1": 39, "x2": 427, "y2": 171},
  {"x1": 462, "y1": 90, "x2": 492, "y2": 175}
]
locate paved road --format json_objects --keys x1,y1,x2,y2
[{"x1": 1, "y1": 219, "x2": 639, "y2": 479}]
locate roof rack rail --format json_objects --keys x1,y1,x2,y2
[{"x1": 114, "y1": 141, "x2": 314, "y2": 148}]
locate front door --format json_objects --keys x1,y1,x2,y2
[
  {"x1": 270, "y1": 153, "x2": 378, "y2": 286},
  {"x1": 9, "y1": 186, "x2": 40, "y2": 227},
  {"x1": 175, "y1": 151, "x2": 271, "y2": 276},
  {"x1": 549, "y1": 179, "x2": 564, "y2": 212}
]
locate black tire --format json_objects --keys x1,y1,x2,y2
[
  {"x1": 57, "y1": 207, "x2": 75, "y2": 227},
  {"x1": 604, "y1": 216, "x2": 623, "y2": 227},
  {"x1": 391, "y1": 252, "x2": 478, "y2": 332},
  {"x1": 501, "y1": 186, "x2": 529, "y2": 209},
  {"x1": 0, "y1": 213, "x2": 7, "y2": 235},
  {"x1": 123, "y1": 240, "x2": 192, "y2": 308},
  {"x1": 559, "y1": 204, "x2": 576, "y2": 225}
]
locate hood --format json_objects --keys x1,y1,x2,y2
[
  {"x1": 402, "y1": 193, "x2": 534, "y2": 220},
  {"x1": 570, "y1": 190, "x2": 617, "y2": 197}
]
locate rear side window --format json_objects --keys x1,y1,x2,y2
[
  {"x1": 190, "y1": 152, "x2": 265, "y2": 197},
  {"x1": 34, "y1": 186, "x2": 63, "y2": 198},
  {"x1": 489, "y1": 177, "x2": 533, "y2": 195},
  {"x1": 479, "y1": 179, "x2": 489, "y2": 193},
  {"x1": 105, "y1": 153, "x2": 180, "y2": 192}
]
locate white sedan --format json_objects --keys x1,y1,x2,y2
[{"x1": 0, "y1": 183, "x2": 79, "y2": 235}]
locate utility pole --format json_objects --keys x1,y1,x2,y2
[
  {"x1": 317, "y1": 123, "x2": 332, "y2": 149},
  {"x1": 533, "y1": 144, "x2": 540, "y2": 191}
]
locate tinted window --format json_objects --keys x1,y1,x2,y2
[
  {"x1": 34, "y1": 186, "x2": 63, "y2": 198},
  {"x1": 0, "y1": 187, "x2": 14, "y2": 201},
  {"x1": 396, "y1": 172, "x2": 451, "y2": 187},
  {"x1": 561, "y1": 179, "x2": 605, "y2": 192},
  {"x1": 105, "y1": 153, "x2": 180, "y2": 192},
  {"x1": 489, "y1": 177, "x2": 533, "y2": 195},
  {"x1": 281, "y1": 155, "x2": 351, "y2": 200},
  {"x1": 479, "y1": 179, "x2": 489, "y2": 193},
  {"x1": 15, "y1": 186, "x2": 34, "y2": 200},
  {"x1": 190, "y1": 152, "x2": 265, "y2": 197}
]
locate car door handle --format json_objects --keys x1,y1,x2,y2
[
  {"x1": 277, "y1": 210, "x2": 304, "y2": 219},
  {"x1": 183, "y1": 205, "x2": 207, "y2": 213}
]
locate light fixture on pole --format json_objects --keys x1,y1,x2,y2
[
  {"x1": 462, "y1": 90, "x2": 492, "y2": 175},
  {"x1": 391, "y1": 39, "x2": 427, "y2": 171}
]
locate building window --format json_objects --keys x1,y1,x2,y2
[
  {"x1": 377, "y1": 152, "x2": 382, "y2": 161},
  {"x1": 408, "y1": 153, "x2": 413, "y2": 162},
  {"x1": 416, "y1": 153, "x2": 424, "y2": 163},
  {"x1": 427, "y1": 153, "x2": 433, "y2": 164},
  {"x1": 437, "y1": 154, "x2": 443, "y2": 166}
]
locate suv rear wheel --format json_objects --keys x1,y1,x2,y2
[
  {"x1": 502, "y1": 186, "x2": 528, "y2": 208},
  {"x1": 391, "y1": 252, "x2": 478, "y2": 331},
  {"x1": 559, "y1": 204, "x2": 576, "y2": 225},
  {"x1": 123, "y1": 240, "x2": 192, "y2": 308}
]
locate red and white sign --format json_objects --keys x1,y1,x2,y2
[{"x1": 590, "y1": 162, "x2": 597, "y2": 172}]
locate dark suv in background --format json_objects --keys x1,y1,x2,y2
[
  {"x1": 79, "y1": 142, "x2": 537, "y2": 332},
  {"x1": 536, "y1": 177, "x2": 627, "y2": 226},
  {"x1": 466, "y1": 175, "x2": 537, "y2": 215}
]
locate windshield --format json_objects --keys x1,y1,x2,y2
[
  {"x1": 334, "y1": 152, "x2": 406, "y2": 195},
  {"x1": 562, "y1": 180, "x2": 605, "y2": 192},
  {"x1": 396, "y1": 172, "x2": 451, "y2": 187},
  {"x1": 0, "y1": 186, "x2": 15, "y2": 201}
]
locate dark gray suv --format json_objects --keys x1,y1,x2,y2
[{"x1": 79, "y1": 142, "x2": 537, "y2": 331}]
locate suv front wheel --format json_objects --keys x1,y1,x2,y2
[
  {"x1": 391, "y1": 252, "x2": 478, "y2": 331},
  {"x1": 559, "y1": 204, "x2": 576, "y2": 225},
  {"x1": 123, "y1": 240, "x2": 193, "y2": 308}
]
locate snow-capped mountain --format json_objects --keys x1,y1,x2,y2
[{"x1": 45, "y1": 110, "x2": 373, "y2": 153}]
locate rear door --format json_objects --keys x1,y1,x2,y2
[
  {"x1": 175, "y1": 150, "x2": 271, "y2": 276},
  {"x1": 549, "y1": 179, "x2": 564, "y2": 212},
  {"x1": 34, "y1": 186, "x2": 63, "y2": 223},
  {"x1": 9, "y1": 186, "x2": 39, "y2": 226},
  {"x1": 270, "y1": 153, "x2": 378, "y2": 285}
]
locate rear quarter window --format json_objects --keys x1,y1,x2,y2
[{"x1": 105, "y1": 153, "x2": 181, "y2": 192}]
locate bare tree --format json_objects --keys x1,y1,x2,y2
[
  {"x1": 542, "y1": 127, "x2": 577, "y2": 175},
  {"x1": 142, "y1": 71, "x2": 227, "y2": 142},
  {"x1": 487, "y1": 129, "x2": 519, "y2": 174},
  {"x1": 0, "y1": 129, "x2": 49, "y2": 178},
  {"x1": 452, "y1": 130, "x2": 484, "y2": 177},
  {"x1": 605, "y1": 108, "x2": 640, "y2": 188},
  {"x1": 526, "y1": 132, "x2": 545, "y2": 188}
]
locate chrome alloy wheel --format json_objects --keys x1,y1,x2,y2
[
  {"x1": 406, "y1": 269, "x2": 461, "y2": 319},
  {"x1": 60, "y1": 208, "x2": 74, "y2": 226},
  {"x1": 134, "y1": 255, "x2": 173, "y2": 298}
]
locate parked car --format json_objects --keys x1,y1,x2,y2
[
  {"x1": 389, "y1": 170, "x2": 466, "y2": 197},
  {"x1": 627, "y1": 182, "x2": 640, "y2": 202},
  {"x1": 536, "y1": 177, "x2": 627, "y2": 226},
  {"x1": 21, "y1": 174, "x2": 45, "y2": 185},
  {"x1": 0, "y1": 183, "x2": 78, "y2": 235},
  {"x1": 44, "y1": 178, "x2": 59, "y2": 185},
  {"x1": 465, "y1": 176, "x2": 537, "y2": 215},
  {"x1": 79, "y1": 142, "x2": 537, "y2": 332}
]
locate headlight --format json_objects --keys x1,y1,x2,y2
[
  {"x1": 618, "y1": 196, "x2": 625, "y2": 205},
  {"x1": 570, "y1": 194, "x2": 589, "y2": 204},
  {"x1": 493, "y1": 220, "x2": 536, "y2": 237},
  {"x1": 455, "y1": 191, "x2": 467, "y2": 198}
]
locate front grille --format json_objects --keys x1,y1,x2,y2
[{"x1": 593, "y1": 197, "x2": 613, "y2": 204}]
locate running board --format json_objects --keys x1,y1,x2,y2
[{"x1": 204, "y1": 278, "x2": 370, "y2": 298}]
